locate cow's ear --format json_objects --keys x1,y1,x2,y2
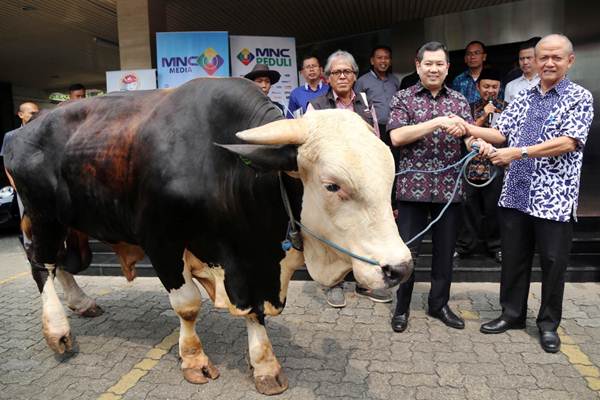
[{"x1": 215, "y1": 143, "x2": 298, "y2": 172}]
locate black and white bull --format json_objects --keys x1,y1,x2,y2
[{"x1": 4, "y1": 78, "x2": 412, "y2": 395}]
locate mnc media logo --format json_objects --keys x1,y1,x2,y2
[
  {"x1": 237, "y1": 48, "x2": 255, "y2": 66},
  {"x1": 197, "y1": 47, "x2": 224, "y2": 75}
]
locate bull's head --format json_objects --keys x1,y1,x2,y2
[{"x1": 226, "y1": 109, "x2": 412, "y2": 290}]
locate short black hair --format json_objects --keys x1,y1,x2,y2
[
  {"x1": 68, "y1": 83, "x2": 86, "y2": 92},
  {"x1": 370, "y1": 45, "x2": 392, "y2": 58},
  {"x1": 519, "y1": 37, "x2": 541, "y2": 51},
  {"x1": 416, "y1": 41, "x2": 449, "y2": 63},
  {"x1": 301, "y1": 55, "x2": 321, "y2": 66},
  {"x1": 465, "y1": 40, "x2": 486, "y2": 53}
]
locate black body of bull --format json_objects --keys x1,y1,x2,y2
[{"x1": 5, "y1": 78, "x2": 303, "y2": 316}]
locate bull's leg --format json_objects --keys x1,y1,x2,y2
[
  {"x1": 40, "y1": 264, "x2": 73, "y2": 354},
  {"x1": 55, "y1": 268, "x2": 104, "y2": 317},
  {"x1": 246, "y1": 314, "x2": 288, "y2": 395},
  {"x1": 169, "y1": 265, "x2": 219, "y2": 384}
]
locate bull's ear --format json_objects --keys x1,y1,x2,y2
[
  {"x1": 236, "y1": 118, "x2": 307, "y2": 145},
  {"x1": 215, "y1": 143, "x2": 298, "y2": 172}
]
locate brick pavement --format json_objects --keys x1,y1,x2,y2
[{"x1": 1, "y1": 258, "x2": 599, "y2": 399}]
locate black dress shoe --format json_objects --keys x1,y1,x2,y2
[
  {"x1": 428, "y1": 305, "x2": 465, "y2": 329},
  {"x1": 391, "y1": 312, "x2": 409, "y2": 333},
  {"x1": 540, "y1": 330, "x2": 561, "y2": 353},
  {"x1": 480, "y1": 317, "x2": 526, "y2": 334}
]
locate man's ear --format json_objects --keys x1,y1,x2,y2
[{"x1": 215, "y1": 143, "x2": 298, "y2": 172}]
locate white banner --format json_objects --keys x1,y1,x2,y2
[
  {"x1": 230, "y1": 35, "x2": 298, "y2": 108},
  {"x1": 106, "y1": 69, "x2": 157, "y2": 93}
]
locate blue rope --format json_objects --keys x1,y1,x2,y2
[{"x1": 397, "y1": 146, "x2": 497, "y2": 245}]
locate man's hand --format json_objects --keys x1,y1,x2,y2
[
  {"x1": 442, "y1": 115, "x2": 467, "y2": 137},
  {"x1": 483, "y1": 102, "x2": 497, "y2": 116},
  {"x1": 468, "y1": 138, "x2": 495, "y2": 157},
  {"x1": 489, "y1": 147, "x2": 522, "y2": 167}
]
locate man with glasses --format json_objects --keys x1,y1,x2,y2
[
  {"x1": 287, "y1": 55, "x2": 329, "y2": 116},
  {"x1": 452, "y1": 41, "x2": 488, "y2": 104},
  {"x1": 308, "y1": 50, "x2": 388, "y2": 307}
]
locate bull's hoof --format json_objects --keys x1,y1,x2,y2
[
  {"x1": 44, "y1": 331, "x2": 74, "y2": 354},
  {"x1": 77, "y1": 304, "x2": 104, "y2": 318},
  {"x1": 183, "y1": 363, "x2": 220, "y2": 384},
  {"x1": 254, "y1": 372, "x2": 289, "y2": 396}
]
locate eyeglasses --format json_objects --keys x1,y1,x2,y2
[
  {"x1": 466, "y1": 50, "x2": 484, "y2": 56},
  {"x1": 330, "y1": 69, "x2": 355, "y2": 77},
  {"x1": 303, "y1": 64, "x2": 319, "y2": 70}
]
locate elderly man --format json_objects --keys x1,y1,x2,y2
[
  {"x1": 472, "y1": 34, "x2": 594, "y2": 353},
  {"x1": 452, "y1": 41, "x2": 487, "y2": 104},
  {"x1": 354, "y1": 45, "x2": 400, "y2": 148},
  {"x1": 504, "y1": 38, "x2": 541, "y2": 103},
  {"x1": 287, "y1": 55, "x2": 329, "y2": 116},
  {"x1": 387, "y1": 42, "x2": 475, "y2": 333},
  {"x1": 309, "y1": 50, "x2": 385, "y2": 307}
]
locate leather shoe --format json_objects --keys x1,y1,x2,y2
[
  {"x1": 427, "y1": 305, "x2": 465, "y2": 329},
  {"x1": 391, "y1": 311, "x2": 409, "y2": 333},
  {"x1": 480, "y1": 317, "x2": 526, "y2": 334},
  {"x1": 540, "y1": 330, "x2": 561, "y2": 353}
]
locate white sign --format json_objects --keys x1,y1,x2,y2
[
  {"x1": 106, "y1": 69, "x2": 157, "y2": 93},
  {"x1": 230, "y1": 35, "x2": 298, "y2": 108}
]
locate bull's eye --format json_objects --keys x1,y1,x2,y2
[{"x1": 325, "y1": 183, "x2": 340, "y2": 192}]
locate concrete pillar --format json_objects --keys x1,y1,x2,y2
[{"x1": 117, "y1": 0, "x2": 165, "y2": 69}]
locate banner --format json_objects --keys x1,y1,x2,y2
[
  {"x1": 230, "y1": 35, "x2": 298, "y2": 108},
  {"x1": 156, "y1": 31, "x2": 230, "y2": 88},
  {"x1": 106, "y1": 69, "x2": 157, "y2": 93}
]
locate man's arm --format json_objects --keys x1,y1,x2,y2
[
  {"x1": 390, "y1": 117, "x2": 450, "y2": 147},
  {"x1": 466, "y1": 124, "x2": 506, "y2": 145},
  {"x1": 489, "y1": 136, "x2": 578, "y2": 166}
]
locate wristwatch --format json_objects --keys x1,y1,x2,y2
[{"x1": 520, "y1": 147, "x2": 529, "y2": 160}]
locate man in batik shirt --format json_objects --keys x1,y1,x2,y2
[
  {"x1": 387, "y1": 41, "x2": 473, "y2": 333},
  {"x1": 456, "y1": 68, "x2": 507, "y2": 262},
  {"x1": 473, "y1": 34, "x2": 594, "y2": 353}
]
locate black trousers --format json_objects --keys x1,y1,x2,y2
[
  {"x1": 456, "y1": 172, "x2": 503, "y2": 254},
  {"x1": 380, "y1": 123, "x2": 400, "y2": 204},
  {"x1": 499, "y1": 207, "x2": 573, "y2": 332},
  {"x1": 395, "y1": 201, "x2": 461, "y2": 314}
]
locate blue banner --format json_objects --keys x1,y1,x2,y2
[{"x1": 156, "y1": 31, "x2": 230, "y2": 88}]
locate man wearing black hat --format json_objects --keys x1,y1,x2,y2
[
  {"x1": 456, "y1": 68, "x2": 507, "y2": 262},
  {"x1": 244, "y1": 64, "x2": 292, "y2": 117}
]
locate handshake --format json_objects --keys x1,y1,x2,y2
[{"x1": 438, "y1": 114, "x2": 470, "y2": 138}]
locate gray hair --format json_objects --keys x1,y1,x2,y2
[
  {"x1": 535, "y1": 33, "x2": 574, "y2": 55},
  {"x1": 324, "y1": 50, "x2": 359, "y2": 77}
]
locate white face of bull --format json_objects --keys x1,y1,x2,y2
[{"x1": 237, "y1": 109, "x2": 412, "y2": 290}]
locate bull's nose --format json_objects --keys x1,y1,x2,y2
[{"x1": 381, "y1": 261, "x2": 413, "y2": 287}]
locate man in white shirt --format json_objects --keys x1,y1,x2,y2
[{"x1": 504, "y1": 39, "x2": 540, "y2": 103}]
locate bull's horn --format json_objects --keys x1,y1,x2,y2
[{"x1": 236, "y1": 118, "x2": 308, "y2": 145}]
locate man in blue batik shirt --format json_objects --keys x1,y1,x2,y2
[
  {"x1": 467, "y1": 34, "x2": 594, "y2": 353},
  {"x1": 452, "y1": 41, "x2": 487, "y2": 104}
]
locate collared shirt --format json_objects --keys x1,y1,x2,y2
[
  {"x1": 354, "y1": 70, "x2": 400, "y2": 125},
  {"x1": 504, "y1": 74, "x2": 540, "y2": 103},
  {"x1": 494, "y1": 78, "x2": 594, "y2": 221},
  {"x1": 332, "y1": 90, "x2": 356, "y2": 111},
  {"x1": 308, "y1": 89, "x2": 375, "y2": 128},
  {"x1": 287, "y1": 82, "x2": 329, "y2": 116},
  {"x1": 452, "y1": 70, "x2": 481, "y2": 104},
  {"x1": 387, "y1": 82, "x2": 474, "y2": 203},
  {"x1": 467, "y1": 98, "x2": 508, "y2": 181}
]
